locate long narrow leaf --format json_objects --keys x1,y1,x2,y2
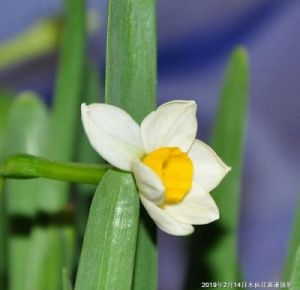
[
  {"x1": 78, "y1": 61, "x2": 104, "y2": 166},
  {"x1": 51, "y1": 0, "x2": 85, "y2": 161},
  {"x1": 4, "y1": 94, "x2": 71, "y2": 290},
  {"x1": 132, "y1": 209, "x2": 157, "y2": 290},
  {"x1": 77, "y1": 61, "x2": 104, "y2": 195},
  {"x1": 283, "y1": 195, "x2": 300, "y2": 280},
  {"x1": 5, "y1": 93, "x2": 49, "y2": 216},
  {"x1": 24, "y1": 2, "x2": 86, "y2": 287},
  {"x1": 207, "y1": 47, "x2": 249, "y2": 282},
  {"x1": 74, "y1": 170, "x2": 140, "y2": 290},
  {"x1": 105, "y1": 0, "x2": 157, "y2": 288},
  {"x1": 24, "y1": 2, "x2": 86, "y2": 286},
  {"x1": 0, "y1": 177, "x2": 5, "y2": 290},
  {"x1": 0, "y1": 92, "x2": 12, "y2": 160},
  {"x1": 105, "y1": 0, "x2": 156, "y2": 123},
  {"x1": 0, "y1": 92, "x2": 12, "y2": 290},
  {"x1": 35, "y1": 226, "x2": 66, "y2": 290},
  {"x1": 289, "y1": 244, "x2": 300, "y2": 290},
  {"x1": 62, "y1": 269, "x2": 73, "y2": 290},
  {"x1": 4, "y1": 93, "x2": 50, "y2": 290},
  {"x1": 186, "y1": 48, "x2": 249, "y2": 289},
  {"x1": 47, "y1": 0, "x2": 86, "y2": 211},
  {"x1": 23, "y1": 226, "x2": 63, "y2": 290},
  {"x1": 76, "y1": 62, "x2": 104, "y2": 263}
]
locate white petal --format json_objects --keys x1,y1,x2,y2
[
  {"x1": 188, "y1": 139, "x2": 231, "y2": 192},
  {"x1": 131, "y1": 159, "x2": 164, "y2": 205},
  {"x1": 141, "y1": 100, "x2": 197, "y2": 153},
  {"x1": 140, "y1": 195, "x2": 194, "y2": 236},
  {"x1": 165, "y1": 182, "x2": 219, "y2": 225},
  {"x1": 81, "y1": 103, "x2": 144, "y2": 171}
]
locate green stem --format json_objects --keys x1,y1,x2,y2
[{"x1": 0, "y1": 154, "x2": 112, "y2": 185}]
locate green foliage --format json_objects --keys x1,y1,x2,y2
[
  {"x1": 48, "y1": 0, "x2": 86, "y2": 212},
  {"x1": 74, "y1": 170, "x2": 140, "y2": 290},
  {"x1": 0, "y1": 92, "x2": 12, "y2": 162},
  {"x1": 3, "y1": 94, "x2": 74, "y2": 290},
  {"x1": 0, "y1": 91, "x2": 12, "y2": 290},
  {"x1": 105, "y1": 0, "x2": 158, "y2": 288},
  {"x1": 23, "y1": 226, "x2": 64, "y2": 290},
  {"x1": 132, "y1": 211, "x2": 157, "y2": 290},
  {"x1": 186, "y1": 48, "x2": 249, "y2": 289},
  {"x1": 105, "y1": 0, "x2": 157, "y2": 123},
  {"x1": 77, "y1": 62, "x2": 104, "y2": 197},
  {"x1": 0, "y1": 1, "x2": 86, "y2": 289},
  {"x1": 0, "y1": 177, "x2": 5, "y2": 290},
  {"x1": 3, "y1": 93, "x2": 53, "y2": 290},
  {"x1": 51, "y1": 0, "x2": 85, "y2": 161},
  {"x1": 17, "y1": 0, "x2": 86, "y2": 287},
  {"x1": 75, "y1": 62, "x2": 105, "y2": 264},
  {"x1": 289, "y1": 244, "x2": 300, "y2": 290},
  {"x1": 62, "y1": 269, "x2": 73, "y2": 290},
  {"x1": 5, "y1": 93, "x2": 49, "y2": 216},
  {"x1": 0, "y1": 0, "x2": 253, "y2": 288},
  {"x1": 78, "y1": 62, "x2": 104, "y2": 167},
  {"x1": 208, "y1": 47, "x2": 249, "y2": 282},
  {"x1": 209, "y1": 47, "x2": 248, "y2": 280},
  {"x1": 283, "y1": 195, "x2": 300, "y2": 280}
]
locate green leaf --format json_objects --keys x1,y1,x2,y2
[
  {"x1": 3, "y1": 93, "x2": 55, "y2": 290},
  {"x1": 289, "y1": 245, "x2": 300, "y2": 290},
  {"x1": 132, "y1": 210, "x2": 157, "y2": 290},
  {"x1": 78, "y1": 61, "x2": 104, "y2": 166},
  {"x1": 20, "y1": 1, "x2": 86, "y2": 287},
  {"x1": 74, "y1": 170, "x2": 140, "y2": 290},
  {"x1": 77, "y1": 61, "x2": 104, "y2": 196},
  {"x1": 8, "y1": 235, "x2": 30, "y2": 290},
  {"x1": 186, "y1": 47, "x2": 249, "y2": 288},
  {"x1": 34, "y1": 226, "x2": 67, "y2": 290},
  {"x1": 84, "y1": 61, "x2": 103, "y2": 105},
  {"x1": 0, "y1": 92, "x2": 12, "y2": 162},
  {"x1": 105, "y1": 0, "x2": 157, "y2": 288},
  {"x1": 76, "y1": 62, "x2": 105, "y2": 259},
  {"x1": 5, "y1": 93, "x2": 50, "y2": 216},
  {"x1": 48, "y1": 0, "x2": 86, "y2": 210},
  {"x1": 283, "y1": 195, "x2": 300, "y2": 280},
  {"x1": 209, "y1": 47, "x2": 249, "y2": 280},
  {"x1": 4, "y1": 94, "x2": 71, "y2": 290},
  {"x1": 23, "y1": 226, "x2": 62, "y2": 290},
  {"x1": 50, "y1": 0, "x2": 85, "y2": 161},
  {"x1": 0, "y1": 177, "x2": 6, "y2": 290},
  {"x1": 105, "y1": 0, "x2": 156, "y2": 123},
  {"x1": 0, "y1": 92, "x2": 12, "y2": 290},
  {"x1": 62, "y1": 269, "x2": 73, "y2": 290},
  {"x1": 34, "y1": 1, "x2": 85, "y2": 284}
]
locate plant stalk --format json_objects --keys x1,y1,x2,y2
[{"x1": 0, "y1": 154, "x2": 112, "y2": 185}]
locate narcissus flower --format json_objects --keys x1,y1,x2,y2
[{"x1": 81, "y1": 100, "x2": 230, "y2": 236}]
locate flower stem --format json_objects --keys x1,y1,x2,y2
[{"x1": 0, "y1": 154, "x2": 112, "y2": 185}]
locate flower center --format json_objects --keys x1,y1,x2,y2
[{"x1": 142, "y1": 147, "x2": 193, "y2": 205}]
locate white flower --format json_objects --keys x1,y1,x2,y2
[{"x1": 81, "y1": 100, "x2": 231, "y2": 236}]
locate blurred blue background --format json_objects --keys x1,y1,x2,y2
[{"x1": 1, "y1": 1, "x2": 300, "y2": 289}]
